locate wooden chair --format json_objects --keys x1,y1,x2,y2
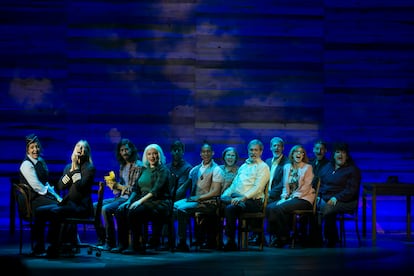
[
  {"x1": 12, "y1": 181, "x2": 34, "y2": 255},
  {"x1": 290, "y1": 178, "x2": 321, "y2": 248},
  {"x1": 9, "y1": 174, "x2": 59, "y2": 236},
  {"x1": 237, "y1": 182, "x2": 269, "y2": 251},
  {"x1": 337, "y1": 183, "x2": 362, "y2": 247},
  {"x1": 192, "y1": 196, "x2": 222, "y2": 250},
  {"x1": 57, "y1": 181, "x2": 105, "y2": 257},
  {"x1": 337, "y1": 208, "x2": 361, "y2": 247}
]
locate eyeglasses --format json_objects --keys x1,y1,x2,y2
[{"x1": 294, "y1": 151, "x2": 305, "y2": 155}]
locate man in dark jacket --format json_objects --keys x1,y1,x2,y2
[{"x1": 318, "y1": 142, "x2": 361, "y2": 247}]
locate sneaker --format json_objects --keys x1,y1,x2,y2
[
  {"x1": 156, "y1": 244, "x2": 169, "y2": 251},
  {"x1": 175, "y1": 241, "x2": 190, "y2": 252},
  {"x1": 110, "y1": 246, "x2": 127, "y2": 253},
  {"x1": 269, "y1": 235, "x2": 278, "y2": 248},
  {"x1": 270, "y1": 236, "x2": 289, "y2": 248},
  {"x1": 121, "y1": 248, "x2": 136, "y2": 255},
  {"x1": 100, "y1": 244, "x2": 114, "y2": 251},
  {"x1": 30, "y1": 244, "x2": 46, "y2": 257},
  {"x1": 96, "y1": 240, "x2": 105, "y2": 246},
  {"x1": 248, "y1": 233, "x2": 268, "y2": 246},
  {"x1": 248, "y1": 234, "x2": 260, "y2": 246}
]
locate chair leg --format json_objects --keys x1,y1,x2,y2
[
  {"x1": 237, "y1": 221, "x2": 241, "y2": 249},
  {"x1": 240, "y1": 219, "x2": 249, "y2": 250},
  {"x1": 168, "y1": 221, "x2": 176, "y2": 252},
  {"x1": 188, "y1": 217, "x2": 194, "y2": 248},
  {"x1": 338, "y1": 217, "x2": 343, "y2": 247},
  {"x1": 194, "y1": 215, "x2": 201, "y2": 250},
  {"x1": 259, "y1": 223, "x2": 265, "y2": 251},
  {"x1": 339, "y1": 216, "x2": 346, "y2": 247},
  {"x1": 355, "y1": 218, "x2": 362, "y2": 247},
  {"x1": 30, "y1": 224, "x2": 34, "y2": 252},
  {"x1": 19, "y1": 221, "x2": 23, "y2": 255},
  {"x1": 188, "y1": 217, "x2": 200, "y2": 250},
  {"x1": 217, "y1": 217, "x2": 224, "y2": 249},
  {"x1": 338, "y1": 214, "x2": 362, "y2": 248},
  {"x1": 291, "y1": 215, "x2": 298, "y2": 248}
]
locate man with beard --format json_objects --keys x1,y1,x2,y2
[
  {"x1": 221, "y1": 139, "x2": 270, "y2": 251},
  {"x1": 98, "y1": 139, "x2": 143, "y2": 252},
  {"x1": 249, "y1": 136, "x2": 288, "y2": 246}
]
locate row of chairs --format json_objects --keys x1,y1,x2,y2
[
  {"x1": 12, "y1": 177, "x2": 269, "y2": 255},
  {"x1": 190, "y1": 178, "x2": 360, "y2": 250},
  {"x1": 12, "y1": 177, "x2": 360, "y2": 257}
]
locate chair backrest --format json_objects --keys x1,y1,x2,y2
[
  {"x1": 93, "y1": 181, "x2": 105, "y2": 225},
  {"x1": 237, "y1": 181, "x2": 270, "y2": 250},
  {"x1": 348, "y1": 179, "x2": 361, "y2": 215},
  {"x1": 13, "y1": 183, "x2": 32, "y2": 222},
  {"x1": 312, "y1": 178, "x2": 321, "y2": 215},
  {"x1": 169, "y1": 172, "x2": 179, "y2": 203},
  {"x1": 261, "y1": 181, "x2": 270, "y2": 215},
  {"x1": 338, "y1": 178, "x2": 361, "y2": 217}
]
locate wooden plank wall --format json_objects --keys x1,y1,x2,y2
[
  {"x1": 194, "y1": 1, "x2": 324, "y2": 155},
  {"x1": 0, "y1": 0, "x2": 413, "y2": 193},
  {"x1": 323, "y1": 0, "x2": 414, "y2": 182}
]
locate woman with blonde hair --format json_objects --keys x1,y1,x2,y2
[
  {"x1": 32, "y1": 139, "x2": 96, "y2": 257},
  {"x1": 114, "y1": 143, "x2": 171, "y2": 254}
]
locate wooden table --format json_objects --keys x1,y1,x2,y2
[{"x1": 362, "y1": 182, "x2": 414, "y2": 246}]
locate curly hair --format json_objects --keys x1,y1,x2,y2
[{"x1": 116, "y1": 138, "x2": 139, "y2": 166}]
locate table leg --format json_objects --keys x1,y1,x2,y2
[
  {"x1": 372, "y1": 189, "x2": 377, "y2": 246},
  {"x1": 407, "y1": 195, "x2": 411, "y2": 241}
]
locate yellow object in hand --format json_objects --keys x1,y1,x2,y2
[
  {"x1": 104, "y1": 171, "x2": 117, "y2": 190},
  {"x1": 104, "y1": 171, "x2": 116, "y2": 182}
]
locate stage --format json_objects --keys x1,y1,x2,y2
[{"x1": 1, "y1": 229, "x2": 413, "y2": 276}]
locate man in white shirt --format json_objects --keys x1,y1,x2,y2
[
  {"x1": 220, "y1": 139, "x2": 270, "y2": 251},
  {"x1": 249, "y1": 136, "x2": 288, "y2": 245}
]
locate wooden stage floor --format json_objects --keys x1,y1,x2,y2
[{"x1": 1, "y1": 229, "x2": 413, "y2": 276}]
